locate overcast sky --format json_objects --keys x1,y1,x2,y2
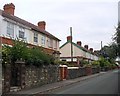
[{"x1": 0, "y1": 0, "x2": 119, "y2": 50}]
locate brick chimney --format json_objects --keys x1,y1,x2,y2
[
  {"x1": 67, "y1": 36, "x2": 72, "y2": 42},
  {"x1": 77, "y1": 41, "x2": 82, "y2": 46},
  {"x1": 38, "y1": 21, "x2": 46, "y2": 30},
  {"x1": 84, "y1": 45, "x2": 88, "y2": 49},
  {"x1": 3, "y1": 3, "x2": 15, "y2": 15},
  {"x1": 89, "y1": 48, "x2": 93, "y2": 52}
]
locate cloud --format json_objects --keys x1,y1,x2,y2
[{"x1": 0, "y1": 0, "x2": 118, "y2": 50}]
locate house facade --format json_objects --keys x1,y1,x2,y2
[
  {"x1": 60, "y1": 36, "x2": 99, "y2": 66},
  {"x1": 0, "y1": 3, "x2": 60, "y2": 57}
]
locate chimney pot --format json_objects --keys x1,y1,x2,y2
[
  {"x1": 77, "y1": 41, "x2": 82, "y2": 46},
  {"x1": 38, "y1": 21, "x2": 46, "y2": 30},
  {"x1": 67, "y1": 36, "x2": 72, "y2": 42},
  {"x1": 3, "y1": 3, "x2": 15, "y2": 15},
  {"x1": 89, "y1": 48, "x2": 93, "y2": 52},
  {"x1": 84, "y1": 45, "x2": 88, "y2": 49}
]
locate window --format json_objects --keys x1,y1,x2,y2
[
  {"x1": 54, "y1": 40, "x2": 57, "y2": 49},
  {"x1": 48, "y1": 38, "x2": 53, "y2": 48},
  {"x1": 34, "y1": 33, "x2": 38, "y2": 43},
  {"x1": 7, "y1": 22, "x2": 14, "y2": 37},
  {"x1": 41, "y1": 36, "x2": 46, "y2": 46},
  {"x1": 19, "y1": 27, "x2": 25, "y2": 39}
]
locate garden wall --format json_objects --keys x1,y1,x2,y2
[
  {"x1": 67, "y1": 67, "x2": 86, "y2": 79},
  {"x1": 25, "y1": 65, "x2": 60, "y2": 88},
  {"x1": 92, "y1": 67, "x2": 100, "y2": 74},
  {"x1": 67, "y1": 67, "x2": 100, "y2": 79}
]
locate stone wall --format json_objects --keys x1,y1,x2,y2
[
  {"x1": 2, "y1": 64, "x2": 11, "y2": 94},
  {"x1": 92, "y1": 67, "x2": 100, "y2": 74},
  {"x1": 67, "y1": 67, "x2": 86, "y2": 79},
  {"x1": 25, "y1": 65, "x2": 60, "y2": 88},
  {"x1": 67, "y1": 67, "x2": 100, "y2": 79}
]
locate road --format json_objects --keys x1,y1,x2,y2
[{"x1": 46, "y1": 70, "x2": 120, "y2": 94}]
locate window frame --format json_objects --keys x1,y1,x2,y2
[
  {"x1": 19, "y1": 27, "x2": 25, "y2": 39},
  {"x1": 34, "y1": 33, "x2": 38, "y2": 43},
  {"x1": 7, "y1": 22, "x2": 14, "y2": 37},
  {"x1": 41, "y1": 36, "x2": 46, "y2": 46},
  {"x1": 54, "y1": 40, "x2": 57, "y2": 49},
  {"x1": 48, "y1": 38, "x2": 53, "y2": 48}
]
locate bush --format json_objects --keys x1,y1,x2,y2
[
  {"x1": 98, "y1": 57, "x2": 116, "y2": 68},
  {"x1": 26, "y1": 47, "x2": 53, "y2": 66},
  {"x1": 2, "y1": 39, "x2": 54, "y2": 67},
  {"x1": 54, "y1": 60, "x2": 68, "y2": 65},
  {"x1": 92, "y1": 60, "x2": 100, "y2": 67},
  {"x1": 80, "y1": 60, "x2": 92, "y2": 67}
]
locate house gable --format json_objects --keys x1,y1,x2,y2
[{"x1": 60, "y1": 41, "x2": 86, "y2": 57}]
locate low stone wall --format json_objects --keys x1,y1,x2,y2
[
  {"x1": 92, "y1": 67, "x2": 100, "y2": 74},
  {"x1": 2, "y1": 64, "x2": 11, "y2": 93},
  {"x1": 67, "y1": 67, "x2": 86, "y2": 79},
  {"x1": 2, "y1": 63, "x2": 101, "y2": 93},
  {"x1": 67, "y1": 67, "x2": 100, "y2": 79},
  {"x1": 25, "y1": 65, "x2": 60, "y2": 88}
]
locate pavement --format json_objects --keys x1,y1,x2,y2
[{"x1": 9, "y1": 71, "x2": 107, "y2": 95}]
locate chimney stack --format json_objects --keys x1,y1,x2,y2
[
  {"x1": 3, "y1": 3, "x2": 15, "y2": 15},
  {"x1": 67, "y1": 36, "x2": 72, "y2": 42},
  {"x1": 77, "y1": 41, "x2": 82, "y2": 46},
  {"x1": 84, "y1": 45, "x2": 88, "y2": 49},
  {"x1": 38, "y1": 21, "x2": 46, "y2": 30},
  {"x1": 89, "y1": 48, "x2": 93, "y2": 52}
]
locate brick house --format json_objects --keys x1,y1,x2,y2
[
  {"x1": 0, "y1": 3, "x2": 61, "y2": 93},
  {"x1": 60, "y1": 36, "x2": 99, "y2": 66},
  {"x1": 0, "y1": 3, "x2": 61, "y2": 57}
]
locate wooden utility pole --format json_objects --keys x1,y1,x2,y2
[
  {"x1": 101, "y1": 41, "x2": 103, "y2": 50},
  {"x1": 70, "y1": 27, "x2": 73, "y2": 63}
]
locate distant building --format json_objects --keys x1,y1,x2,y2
[
  {"x1": 60, "y1": 36, "x2": 99, "y2": 66},
  {"x1": 0, "y1": 3, "x2": 60, "y2": 58}
]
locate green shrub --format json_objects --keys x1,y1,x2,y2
[
  {"x1": 92, "y1": 60, "x2": 100, "y2": 67},
  {"x1": 2, "y1": 39, "x2": 54, "y2": 67},
  {"x1": 98, "y1": 57, "x2": 116, "y2": 68}
]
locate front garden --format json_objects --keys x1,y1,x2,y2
[{"x1": 1, "y1": 39, "x2": 118, "y2": 93}]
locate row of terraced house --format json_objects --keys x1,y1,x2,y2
[{"x1": 0, "y1": 3, "x2": 99, "y2": 66}]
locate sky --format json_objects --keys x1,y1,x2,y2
[{"x1": 0, "y1": 0, "x2": 119, "y2": 50}]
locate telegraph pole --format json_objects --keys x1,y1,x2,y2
[
  {"x1": 70, "y1": 27, "x2": 73, "y2": 63},
  {"x1": 101, "y1": 41, "x2": 103, "y2": 50},
  {"x1": 100, "y1": 41, "x2": 103, "y2": 56}
]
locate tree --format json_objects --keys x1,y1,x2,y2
[
  {"x1": 114, "y1": 23, "x2": 120, "y2": 57},
  {"x1": 100, "y1": 43, "x2": 118, "y2": 60}
]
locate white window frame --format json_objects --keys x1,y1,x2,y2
[
  {"x1": 48, "y1": 38, "x2": 53, "y2": 48},
  {"x1": 7, "y1": 22, "x2": 14, "y2": 37},
  {"x1": 34, "y1": 33, "x2": 38, "y2": 43},
  {"x1": 19, "y1": 27, "x2": 25, "y2": 39},
  {"x1": 41, "y1": 36, "x2": 46, "y2": 46},
  {"x1": 54, "y1": 40, "x2": 57, "y2": 49}
]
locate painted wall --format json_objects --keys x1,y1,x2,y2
[
  {"x1": 60, "y1": 42, "x2": 99, "y2": 61},
  {"x1": 73, "y1": 45, "x2": 85, "y2": 57},
  {"x1": 60, "y1": 42, "x2": 71, "y2": 57},
  {"x1": 0, "y1": 15, "x2": 2, "y2": 35},
  {"x1": 60, "y1": 42, "x2": 89, "y2": 58},
  {"x1": 0, "y1": 15, "x2": 60, "y2": 51}
]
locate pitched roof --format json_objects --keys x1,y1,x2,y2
[
  {"x1": 60, "y1": 41, "x2": 96, "y2": 55},
  {"x1": 1, "y1": 10, "x2": 60, "y2": 41}
]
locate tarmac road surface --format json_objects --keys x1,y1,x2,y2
[{"x1": 46, "y1": 70, "x2": 120, "y2": 94}]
